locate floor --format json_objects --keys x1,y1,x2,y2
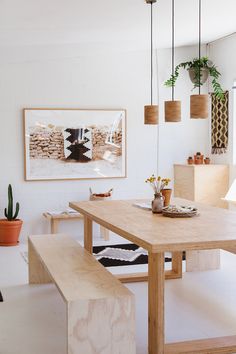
[{"x1": 0, "y1": 233, "x2": 236, "y2": 354}]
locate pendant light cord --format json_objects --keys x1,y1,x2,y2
[
  {"x1": 151, "y1": 2, "x2": 153, "y2": 105},
  {"x1": 198, "y1": 0, "x2": 201, "y2": 95},
  {"x1": 172, "y1": 0, "x2": 175, "y2": 101}
]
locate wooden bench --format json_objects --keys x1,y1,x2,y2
[
  {"x1": 28, "y1": 234, "x2": 135, "y2": 354},
  {"x1": 43, "y1": 212, "x2": 110, "y2": 240}
]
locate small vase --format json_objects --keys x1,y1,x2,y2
[
  {"x1": 161, "y1": 189, "x2": 172, "y2": 207},
  {"x1": 152, "y1": 193, "x2": 164, "y2": 214}
]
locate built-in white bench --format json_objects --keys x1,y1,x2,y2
[{"x1": 28, "y1": 234, "x2": 135, "y2": 354}]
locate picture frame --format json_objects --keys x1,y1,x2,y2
[{"x1": 23, "y1": 108, "x2": 126, "y2": 181}]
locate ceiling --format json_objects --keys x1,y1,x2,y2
[{"x1": 0, "y1": 0, "x2": 235, "y2": 48}]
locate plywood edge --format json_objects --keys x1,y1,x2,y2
[
  {"x1": 28, "y1": 238, "x2": 53, "y2": 284},
  {"x1": 165, "y1": 335, "x2": 236, "y2": 353}
]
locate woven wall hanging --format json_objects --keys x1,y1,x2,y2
[{"x1": 211, "y1": 91, "x2": 229, "y2": 154}]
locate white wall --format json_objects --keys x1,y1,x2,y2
[
  {"x1": 0, "y1": 43, "x2": 210, "y2": 241},
  {"x1": 0, "y1": 45, "x2": 159, "y2": 241}
]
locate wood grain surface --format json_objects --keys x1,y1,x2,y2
[
  {"x1": 70, "y1": 199, "x2": 236, "y2": 253},
  {"x1": 28, "y1": 234, "x2": 135, "y2": 354}
]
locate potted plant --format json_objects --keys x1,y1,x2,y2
[
  {"x1": 165, "y1": 56, "x2": 224, "y2": 99},
  {"x1": 145, "y1": 175, "x2": 172, "y2": 209},
  {"x1": 0, "y1": 184, "x2": 22, "y2": 246}
]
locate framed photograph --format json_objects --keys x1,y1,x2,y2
[{"x1": 24, "y1": 108, "x2": 126, "y2": 181}]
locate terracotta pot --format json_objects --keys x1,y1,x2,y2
[
  {"x1": 195, "y1": 157, "x2": 202, "y2": 165},
  {"x1": 204, "y1": 158, "x2": 210, "y2": 165},
  {"x1": 187, "y1": 157, "x2": 194, "y2": 165},
  {"x1": 0, "y1": 219, "x2": 23, "y2": 246},
  {"x1": 161, "y1": 189, "x2": 172, "y2": 207},
  {"x1": 194, "y1": 153, "x2": 204, "y2": 164}
]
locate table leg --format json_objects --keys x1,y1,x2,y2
[
  {"x1": 84, "y1": 216, "x2": 93, "y2": 254},
  {"x1": 148, "y1": 252, "x2": 165, "y2": 354},
  {"x1": 51, "y1": 219, "x2": 58, "y2": 234},
  {"x1": 100, "y1": 226, "x2": 109, "y2": 241}
]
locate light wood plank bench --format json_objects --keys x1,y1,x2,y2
[{"x1": 28, "y1": 234, "x2": 135, "y2": 354}]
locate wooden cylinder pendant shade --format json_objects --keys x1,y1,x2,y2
[
  {"x1": 190, "y1": 94, "x2": 209, "y2": 119},
  {"x1": 165, "y1": 100, "x2": 181, "y2": 122},
  {"x1": 144, "y1": 105, "x2": 159, "y2": 125},
  {"x1": 164, "y1": 0, "x2": 181, "y2": 123}
]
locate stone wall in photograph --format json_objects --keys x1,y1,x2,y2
[
  {"x1": 90, "y1": 126, "x2": 122, "y2": 161},
  {"x1": 29, "y1": 125, "x2": 123, "y2": 161},
  {"x1": 29, "y1": 126, "x2": 64, "y2": 159}
]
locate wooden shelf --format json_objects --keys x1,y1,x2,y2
[{"x1": 174, "y1": 164, "x2": 229, "y2": 272}]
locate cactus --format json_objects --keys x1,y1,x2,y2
[{"x1": 4, "y1": 184, "x2": 20, "y2": 221}]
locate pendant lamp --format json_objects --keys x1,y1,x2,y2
[
  {"x1": 144, "y1": 0, "x2": 158, "y2": 125},
  {"x1": 165, "y1": 0, "x2": 181, "y2": 122},
  {"x1": 190, "y1": 0, "x2": 208, "y2": 119}
]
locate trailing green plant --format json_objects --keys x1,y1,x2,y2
[
  {"x1": 4, "y1": 184, "x2": 20, "y2": 221},
  {"x1": 165, "y1": 56, "x2": 224, "y2": 99}
]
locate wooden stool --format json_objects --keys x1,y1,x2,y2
[{"x1": 43, "y1": 212, "x2": 109, "y2": 240}]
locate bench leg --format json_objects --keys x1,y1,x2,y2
[
  {"x1": 28, "y1": 239, "x2": 52, "y2": 284},
  {"x1": 67, "y1": 297, "x2": 136, "y2": 354}
]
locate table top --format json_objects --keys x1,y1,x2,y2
[{"x1": 69, "y1": 199, "x2": 236, "y2": 253}]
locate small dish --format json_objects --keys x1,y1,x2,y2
[{"x1": 162, "y1": 205, "x2": 198, "y2": 218}]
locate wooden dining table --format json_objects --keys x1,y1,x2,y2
[{"x1": 70, "y1": 198, "x2": 236, "y2": 354}]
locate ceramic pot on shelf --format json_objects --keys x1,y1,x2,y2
[
  {"x1": 161, "y1": 189, "x2": 172, "y2": 207},
  {"x1": 195, "y1": 157, "x2": 202, "y2": 165},
  {"x1": 152, "y1": 193, "x2": 164, "y2": 214},
  {"x1": 194, "y1": 152, "x2": 204, "y2": 164},
  {"x1": 187, "y1": 157, "x2": 194, "y2": 165}
]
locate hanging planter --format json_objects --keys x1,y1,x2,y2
[
  {"x1": 188, "y1": 67, "x2": 209, "y2": 85},
  {"x1": 165, "y1": 56, "x2": 224, "y2": 100}
]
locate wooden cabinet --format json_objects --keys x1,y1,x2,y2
[{"x1": 174, "y1": 164, "x2": 229, "y2": 271}]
